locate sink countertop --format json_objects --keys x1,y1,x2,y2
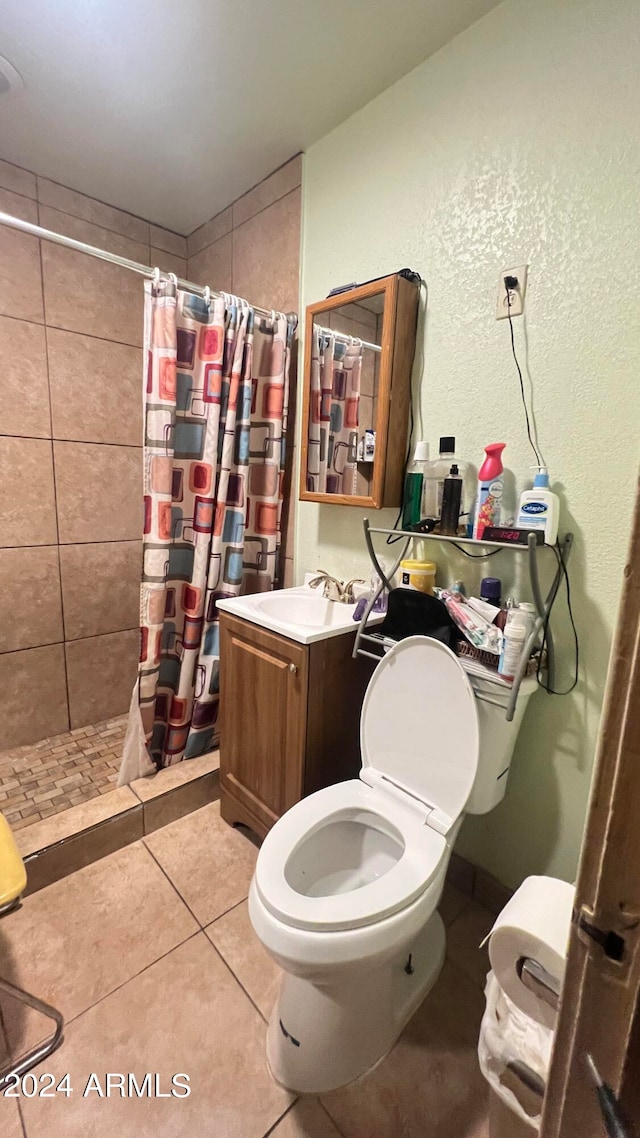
[{"x1": 216, "y1": 585, "x2": 382, "y2": 645}]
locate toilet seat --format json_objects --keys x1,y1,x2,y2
[
  {"x1": 254, "y1": 636, "x2": 479, "y2": 934},
  {"x1": 253, "y1": 780, "x2": 446, "y2": 931}
]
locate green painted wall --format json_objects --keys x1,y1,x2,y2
[{"x1": 294, "y1": 0, "x2": 640, "y2": 888}]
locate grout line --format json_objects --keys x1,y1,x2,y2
[
  {"x1": 141, "y1": 840, "x2": 204, "y2": 928},
  {"x1": 189, "y1": 185, "x2": 301, "y2": 266},
  {"x1": 1, "y1": 433, "x2": 142, "y2": 449},
  {"x1": 0, "y1": 309, "x2": 142, "y2": 350},
  {"x1": 0, "y1": 539, "x2": 141, "y2": 551},
  {"x1": 261, "y1": 1100, "x2": 300, "y2": 1138},
  {"x1": 202, "y1": 927, "x2": 268, "y2": 1025},
  {"x1": 318, "y1": 1100, "x2": 347, "y2": 1137},
  {"x1": 0, "y1": 627, "x2": 139, "y2": 658}
]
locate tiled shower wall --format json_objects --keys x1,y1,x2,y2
[
  {"x1": 187, "y1": 154, "x2": 302, "y2": 587},
  {"x1": 0, "y1": 157, "x2": 187, "y2": 750},
  {"x1": 0, "y1": 154, "x2": 302, "y2": 750}
]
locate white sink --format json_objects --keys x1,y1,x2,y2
[{"x1": 216, "y1": 586, "x2": 370, "y2": 644}]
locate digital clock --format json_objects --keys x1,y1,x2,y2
[{"x1": 482, "y1": 526, "x2": 544, "y2": 546}]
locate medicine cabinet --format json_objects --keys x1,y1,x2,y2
[{"x1": 299, "y1": 272, "x2": 420, "y2": 509}]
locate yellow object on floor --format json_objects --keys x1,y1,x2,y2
[{"x1": 0, "y1": 812, "x2": 27, "y2": 909}]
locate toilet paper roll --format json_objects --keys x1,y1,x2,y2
[{"x1": 487, "y1": 876, "x2": 575, "y2": 1030}]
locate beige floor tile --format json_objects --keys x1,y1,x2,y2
[
  {"x1": 321, "y1": 959, "x2": 489, "y2": 1138},
  {"x1": 131, "y1": 751, "x2": 219, "y2": 801},
  {"x1": 48, "y1": 327, "x2": 143, "y2": 446},
  {"x1": 439, "y1": 882, "x2": 470, "y2": 928},
  {"x1": 0, "y1": 546, "x2": 63, "y2": 653},
  {"x1": 446, "y1": 901, "x2": 494, "y2": 988},
  {"x1": 206, "y1": 899, "x2": 280, "y2": 1020},
  {"x1": 144, "y1": 802, "x2": 257, "y2": 926},
  {"x1": 16, "y1": 786, "x2": 139, "y2": 857},
  {"x1": 269, "y1": 1098, "x2": 343, "y2": 1138},
  {"x1": 19, "y1": 933, "x2": 292, "y2": 1138},
  {"x1": 0, "y1": 840, "x2": 197, "y2": 1060},
  {"x1": 0, "y1": 314, "x2": 50, "y2": 437},
  {"x1": 2, "y1": 1097, "x2": 23, "y2": 1138}
]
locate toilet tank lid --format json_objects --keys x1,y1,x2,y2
[{"x1": 360, "y1": 636, "x2": 479, "y2": 833}]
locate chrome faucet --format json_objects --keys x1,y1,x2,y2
[{"x1": 308, "y1": 570, "x2": 365, "y2": 604}]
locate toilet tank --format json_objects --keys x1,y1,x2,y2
[{"x1": 465, "y1": 675, "x2": 538, "y2": 815}]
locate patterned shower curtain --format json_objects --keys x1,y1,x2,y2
[
  {"x1": 120, "y1": 280, "x2": 292, "y2": 780},
  {"x1": 306, "y1": 328, "x2": 362, "y2": 495}
]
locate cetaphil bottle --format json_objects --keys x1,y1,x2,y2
[{"x1": 516, "y1": 467, "x2": 559, "y2": 544}]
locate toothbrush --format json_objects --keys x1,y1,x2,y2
[{"x1": 585, "y1": 1053, "x2": 630, "y2": 1138}]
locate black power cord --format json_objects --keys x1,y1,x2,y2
[
  {"x1": 504, "y1": 275, "x2": 544, "y2": 468},
  {"x1": 536, "y1": 541, "x2": 579, "y2": 695}
]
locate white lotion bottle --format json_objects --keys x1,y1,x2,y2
[
  {"x1": 498, "y1": 609, "x2": 530, "y2": 681},
  {"x1": 516, "y1": 467, "x2": 559, "y2": 544}
]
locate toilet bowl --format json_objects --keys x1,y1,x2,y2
[{"x1": 249, "y1": 635, "x2": 483, "y2": 1093}]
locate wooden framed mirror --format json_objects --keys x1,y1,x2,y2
[{"x1": 299, "y1": 271, "x2": 420, "y2": 509}]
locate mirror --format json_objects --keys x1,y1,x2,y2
[{"x1": 299, "y1": 272, "x2": 420, "y2": 509}]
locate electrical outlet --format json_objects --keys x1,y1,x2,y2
[{"x1": 496, "y1": 265, "x2": 528, "y2": 319}]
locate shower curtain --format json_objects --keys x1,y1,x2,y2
[
  {"x1": 306, "y1": 329, "x2": 362, "y2": 495},
  {"x1": 120, "y1": 280, "x2": 292, "y2": 781}
]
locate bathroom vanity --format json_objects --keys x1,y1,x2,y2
[{"x1": 218, "y1": 594, "x2": 374, "y2": 838}]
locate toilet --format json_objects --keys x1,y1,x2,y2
[{"x1": 249, "y1": 635, "x2": 535, "y2": 1094}]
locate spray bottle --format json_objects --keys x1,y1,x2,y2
[{"x1": 472, "y1": 443, "x2": 506, "y2": 540}]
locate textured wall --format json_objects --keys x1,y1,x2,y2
[
  {"x1": 0, "y1": 159, "x2": 187, "y2": 748},
  {"x1": 296, "y1": 0, "x2": 640, "y2": 887}
]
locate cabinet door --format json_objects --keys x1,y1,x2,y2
[{"x1": 219, "y1": 613, "x2": 308, "y2": 835}]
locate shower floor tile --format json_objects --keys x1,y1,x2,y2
[{"x1": 0, "y1": 715, "x2": 127, "y2": 828}]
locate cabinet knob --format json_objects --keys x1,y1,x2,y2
[{"x1": 288, "y1": 662, "x2": 297, "y2": 674}]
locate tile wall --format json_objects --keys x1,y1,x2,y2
[
  {"x1": 0, "y1": 158, "x2": 187, "y2": 749},
  {"x1": 187, "y1": 154, "x2": 302, "y2": 586},
  {"x1": 0, "y1": 153, "x2": 302, "y2": 750}
]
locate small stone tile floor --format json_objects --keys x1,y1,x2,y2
[
  {"x1": 0, "y1": 717, "x2": 127, "y2": 830},
  {"x1": 0, "y1": 802, "x2": 495, "y2": 1137}
]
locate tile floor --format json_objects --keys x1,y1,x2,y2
[
  {"x1": 0, "y1": 802, "x2": 494, "y2": 1137},
  {"x1": 0, "y1": 716, "x2": 128, "y2": 829}
]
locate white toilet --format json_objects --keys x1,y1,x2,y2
[{"x1": 249, "y1": 635, "x2": 535, "y2": 1094}]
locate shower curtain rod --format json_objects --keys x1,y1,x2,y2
[
  {"x1": 314, "y1": 322, "x2": 381, "y2": 353},
  {"x1": 0, "y1": 210, "x2": 294, "y2": 323}
]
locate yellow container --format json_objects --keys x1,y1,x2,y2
[
  {"x1": 399, "y1": 558, "x2": 437, "y2": 595},
  {"x1": 0, "y1": 813, "x2": 27, "y2": 909}
]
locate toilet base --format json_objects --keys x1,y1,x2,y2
[{"x1": 266, "y1": 910, "x2": 446, "y2": 1093}]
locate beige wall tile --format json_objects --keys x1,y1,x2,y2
[
  {"x1": 0, "y1": 644, "x2": 68, "y2": 749},
  {"x1": 150, "y1": 246, "x2": 187, "y2": 280},
  {"x1": 187, "y1": 206, "x2": 232, "y2": 258},
  {"x1": 37, "y1": 177, "x2": 149, "y2": 244},
  {"x1": 60, "y1": 540, "x2": 141, "y2": 640},
  {"x1": 38, "y1": 205, "x2": 148, "y2": 261},
  {"x1": 187, "y1": 231, "x2": 233, "y2": 293},
  {"x1": 41, "y1": 244, "x2": 144, "y2": 347},
  {"x1": 65, "y1": 628, "x2": 139, "y2": 728},
  {"x1": 0, "y1": 158, "x2": 36, "y2": 199},
  {"x1": 54, "y1": 441, "x2": 142, "y2": 543},
  {"x1": 0, "y1": 186, "x2": 38, "y2": 224},
  {"x1": 232, "y1": 189, "x2": 301, "y2": 314},
  {"x1": 0, "y1": 190, "x2": 43, "y2": 322},
  {"x1": 47, "y1": 327, "x2": 142, "y2": 445},
  {"x1": 0, "y1": 546, "x2": 63, "y2": 652},
  {"x1": 149, "y1": 224, "x2": 187, "y2": 258},
  {"x1": 0, "y1": 436, "x2": 57, "y2": 547},
  {"x1": 232, "y1": 154, "x2": 302, "y2": 229},
  {"x1": 0, "y1": 315, "x2": 50, "y2": 437}
]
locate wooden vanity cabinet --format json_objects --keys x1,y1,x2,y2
[{"x1": 219, "y1": 612, "x2": 373, "y2": 839}]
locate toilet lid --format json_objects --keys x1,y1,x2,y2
[{"x1": 360, "y1": 636, "x2": 479, "y2": 834}]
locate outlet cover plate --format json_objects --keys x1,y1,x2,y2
[{"x1": 496, "y1": 265, "x2": 528, "y2": 319}]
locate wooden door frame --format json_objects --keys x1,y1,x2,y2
[{"x1": 541, "y1": 477, "x2": 640, "y2": 1136}]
